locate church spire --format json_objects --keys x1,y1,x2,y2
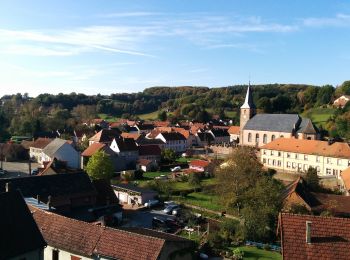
[{"x1": 241, "y1": 82, "x2": 256, "y2": 109}]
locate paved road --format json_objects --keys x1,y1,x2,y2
[
  {"x1": 0, "y1": 161, "x2": 40, "y2": 178},
  {"x1": 121, "y1": 208, "x2": 175, "y2": 228}
]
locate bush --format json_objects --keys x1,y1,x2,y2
[{"x1": 232, "y1": 248, "x2": 244, "y2": 260}]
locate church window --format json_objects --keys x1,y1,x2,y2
[
  {"x1": 271, "y1": 135, "x2": 276, "y2": 141},
  {"x1": 248, "y1": 133, "x2": 252, "y2": 142},
  {"x1": 263, "y1": 134, "x2": 267, "y2": 144},
  {"x1": 255, "y1": 133, "x2": 259, "y2": 143}
]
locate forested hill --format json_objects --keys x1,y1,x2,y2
[{"x1": 1, "y1": 81, "x2": 350, "y2": 140}]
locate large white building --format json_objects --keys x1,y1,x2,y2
[{"x1": 260, "y1": 138, "x2": 350, "y2": 178}]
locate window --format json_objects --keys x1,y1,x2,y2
[
  {"x1": 292, "y1": 162, "x2": 296, "y2": 169},
  {"x1": 295, "y1": 154, "x2": 298, "y2": 159},
  {"x1": 271, "y1": 135, "x2": 276, "y2": 141},
  {"x1": 333, "y1": 169, "x2": 338, "y2": 176},
  {"x1": 52, "y1": 250, "x2": 59, "y2": 260},
  {"x1": 287, "y1": 153, "x2": 291, "y2": 158},
  {"x1": 277, "y1": 160, "x2": 282, "y2": 167},
  {"x1": 273, "y1": 159, "x2": 276, "y2": 166},
  {"x1": 263, "y1": 158, "x2": 266, "y2": 164},
  {"x1": 348, "y1": 160, "x2": 350, "y2": 167},
  {"x1": 287, "y1": 162, "x2": 291, "y2": 168},
  {"x1": 326, "y1": 168, "x2": 331, "y2": 174},
  {"x1": 270, "y1": 150, "x2": 274, "y2": 156},
  {"x1": 263, "y1": 150, "x2": 266, "y2": 155},
  {"x1": 255, "y1": 133, "x2": 259, "y2": 143},
  {"x1": 278, "y1": 151, "x2": 282, "y2": 157},
  {"x1": 337, "y1": 159, "x2": 342, "y2": 166},
  {"x1": 327, "y1": 158, "x2": 332, "y2": 164},
  {"x1": 316, "y1": 156, "x2": 320, "y2": 162},
  {"x1": 263, "y1": 134, "x2": 267, "y2": 144},
  {"x1": 248, "y1": 133, "x2": 252, "y2": 142},
  {"x1": 304, "y1": 155, "x2": 308, "y2": 161}
]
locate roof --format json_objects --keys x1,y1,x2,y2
[
  {"x1": 341, "y1": 167, "x2": 350, "y2": 191},
  {"x1": 42, "y1": 138, "x2": 69, "y2": 157},
  {"x1": 138, "y1": 159, "x2": 152, "y2": 166},
  {"x1": 297, "y1": 118, "x2": 317, "y2": 134},
  {"x1": 159, "y1": 132, "x2": 187, "y2": 141},
  {"x1": 91, "y1": 179, "x2": 119, "y2": 206},
  {"x1": 136, "y1": 124, "x2": 155, "y2": 131},
  {"x1": 261, "y1": 138, "x2": 350, "y2": 159},
  {"x1": 121, "y1": 132, "x2": 142, "y2": 141},
  {"x1": 30, "y1": 137, "x2": 53, "y2": 149},
  {"x1": 210, "y1": 128, "x2": 230, "y2": 137},
  {"x1": 0, "y1": 172, "x2": 96, "y2": 199},
  {"x1": 21, "y1": 139, "x2": 35, "y2": 149},
  {"x1": 30, "y1": 206, "x2": 191, "y2": 259},
  {"x1": 139, "y1": 145, "x2": 161, "y2": 156},
  {"x1": 115, "y1": 138, "x2": 138, "y2": 152},
  {"x1": 0, "y1": 191, "x2": 46, "y2": 259},
  {"x1": 197, "y1": 132, "x2": 214, "y2": 142},
  {"x1": 243, "y1": 114, "x2": 304, "y2": 132},
  {"x1": 279, "y1": 213, "x2": 350, "y2": 260},
  {"x1": 228, "y1": 126, "x2": 240, "y2": 135},
  {"x1": 89, "y1": 129, "x2": 120, "y2": 143},
  {"x1": 241, "y1": 84, "x2": 256, "y2": 109},
  {"x1": 190, "y1": 160, "x2": 210, "y2": 168},
  {"x1": 137, "y1": 137, "x2": 165, "y2": 146},
  {"x1": 81, "y1": 142, "x2": 106, "y2": 157},
  {"x1": 112, "y1": 183, "x2": 157, "y2": 195}
]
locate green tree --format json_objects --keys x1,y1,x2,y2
[
  {"x1": 257, "y1": 97, "x2": 273, "y2": 113},
  {"x1": 304, "y1": 167, "x2": 320, "y2": 191},
  {"x1": 316, "y1": 85, "x2": 334, "y2": 105},
  {"x1": 85, "y1": 151, "x2": 114, "y2": 180},
  {"x1": 161, "y1": 148, "x2": 177, "y2": 163},
  {"x1": 158, "y1": 110, "x2": 167, "y2": 121}
]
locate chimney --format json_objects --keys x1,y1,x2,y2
[
  {"x1": 306, "y1": 221, "x2": 312, "y2": 244},
  {"x1": 5, "y1": 182, "x2": 12, "y2": 192}
]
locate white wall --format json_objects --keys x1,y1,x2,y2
[{"x1": 44, "y1": 246, "x2": 92, "y2": 260}]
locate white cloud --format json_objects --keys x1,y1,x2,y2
[{"x1": 303, "y1": 13, "x2": 350, "y2": 27}]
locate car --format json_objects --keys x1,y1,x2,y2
[
  {"x1": 0, "y1": 169, "x2": 7, "y2": 175},
  {"x1": 163, "y1": 204, "x2": 180, "y2": 214},
  {"x1": 31, "y1": 168, "x2": 39, "y2": 175},
  {"x1": 155, "y1": 175, "x2": 167, "y2": 180},
  {"x1": 152, "y1": 216, "x2": 181, "y2": 232},
  {"x1": 163, "y1": 201, "x2": 176, "y2": 207},
  {"x1": 171, "y1": 166, "x2": 181, "y2": 172},
  {"x1": 144, "y1": 199, "x2": 159, "y2": 208}
]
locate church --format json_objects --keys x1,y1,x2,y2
[{"x1": 239, "y1": 85, "x2": 318, "y2": 147}]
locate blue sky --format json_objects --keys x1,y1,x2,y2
[{"x1": 0, "y1": 0, "x2": 350, "y2": 96}]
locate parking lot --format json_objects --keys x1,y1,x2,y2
[{"x1": 0, "y1": 161, "x2": 40, "y2": 178}]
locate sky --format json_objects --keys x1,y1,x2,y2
[{"x1": 0, "y1": 0, "x2": 350, "y2": 97}]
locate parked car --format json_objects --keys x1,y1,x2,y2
[
  {"x1": 171, "y1": 166, "x2": 181, "y2": 172},
  {"x1": 0, "y1": 168, "x2": 7, "y2": 175},
  {"x1": 31, "y1": 168, "x2": 39, "y2": 175},
  {"x1": 163, "y1": 201, "x2": 176, "y2": 207},
  {"x1": 144, "y1": 199, "x2": 159, "y2": 208},
  {"x1": 163, "y1": 204, "x2": 180, "y2": 215}
]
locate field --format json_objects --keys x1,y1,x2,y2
[
  {"x1": 137, "y1": 110, "x2": 160, "y2": 120},
  {"x1": 234, "y1": 246, "x2": 282, "y2": 260},
  {"x1": 98, "y1": 113, "x2": 120, "y2": 122},
  {"x1": 174, "y1": 192, "x2": 222, "y2": 212},
  {"x1": 302, "y1": 107, "x2": 336, "y2": 127}
]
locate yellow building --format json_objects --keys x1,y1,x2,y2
[{"x1": 260, "y1": 138, "x2": 350, "y2": 178}]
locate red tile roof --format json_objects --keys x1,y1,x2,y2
[
  {"x1": 138, "y1": 159, "x2": 152, "y2": 166},
  {"x1": 261, "y1": 138, "x2": 350, "y2": 159},
  {"x1": 81, "y1": 142, "x2": 106, "y2": 157},
  {"x1": 30, "y1": 206, "x2": 190, "y2": 260},
  {"x1": 341, "y1": 167, "x2": 350, "y2": 192},
  {"x1": 279, "y1": 213, "x2": 350, "y2": 260},
  {"x1": 190, "y1": 160, "x2": 210, "y2": 168},
  {"x1": 228, "y1": 126, "x2": 240, "y2": 135},
  {"x1": 121, "y1": 132, "x2": 142, "y2": 141},
  {"x1": 31, "y1": 138, "x2": 53, "y2": 149}
]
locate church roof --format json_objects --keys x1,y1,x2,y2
[
  {"x1": 243, "y1": 114, "x2": 303, "y2": 132},
  {"x1": 241, "y1": 84, "x2": 256, "y2": 109}
]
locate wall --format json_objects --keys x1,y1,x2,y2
[
  {"x1": 44, "y1": 246, "x2": 92, "y2": 260},
  {"x1": 242, "y1": 130, "x2": 292, "y2": 147}
]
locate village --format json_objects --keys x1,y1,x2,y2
[{"x1": 1, "y1": 86, "x2": 350, "y2": 259}]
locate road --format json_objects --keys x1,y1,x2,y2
[
  {"x1": 122, "y1": 208, "x2": 176, "y2": 228},
  {"x1": 0, "y1": 161, "x2": 40, "y2": 178}
]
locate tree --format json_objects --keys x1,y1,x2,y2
[
  {"x1": 257, "y1": 97, "x2": 272, "y2": 113},
  {"x1": 316, "y1": 85, "x2": 334, "y2": 105},
  {"x1": 158, "y1": 110, "x2": 167, "y2": 121},
  {"x1": 85, "y1": 151, "x2": 114, "y2": 180},
  {"x1": 188, "y1": 172, "x2": 201, "y2": 190},
  {"x1": 161, "y1": 148, "x2": 177, "y2": 163},
  {"x1": 304, "y1": 167, "x2": 320, "y2": 191}
]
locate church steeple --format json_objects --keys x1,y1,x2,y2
[
  {"x1": 239, "y1": 83, "x2": 256, "y2": 145},
  {"x1": 241, "y1": 82, "x2": 256, "y2": 109}
]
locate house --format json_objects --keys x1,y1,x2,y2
[
  {"x1": 340, "y1": 167, "x2": 350, "y2": 195},
  {"x1": 196, "y1": 132, "x2": 214, "y2": 147},
  {"x1": 81, "y1": 142, "x2": 116, "y2": 168},
  {"x1": 209, "y1": 128, "x2": 230, "y2": 144},
  {"x1": 86, "y1": 118, "x2": 109, "y2": 129},
  {"x1": 137, "y1": 137, "x2": 166, "y2": 149},
  {"x1": 88, "y1": 129, "x2": 120, "y2": 145},
  {"x1": 278, "y1": 213, "x2": 350, "y2": 260},
  {"x1": 228, "y1": 126, "x2": 240, "y2": 142},
  {"x1": 42, "y1": 138, "x2": 80, "y2": 169},
  {"x1": 334, "y1": 95, "x2": 350, "y2": 108},
  {"x1": 31, "y1": 205, "x2": 194, "y2": 260},
  {"x1": 0, "y1": 172, "x2": 97, "y2": 214},
  {"x1": 135, "y1": 123, "x2": 155, "y2": 134},
  {"x1": 112, "y1": 183, "x2": 158, "y2": 205},
  {"x1": 139, "y1": 144, "x2": 162, "y2": 164},
  {"x1": 29, "y1": 137, "x2": 53, "y2": 162},
  {"x1": 121, "y1": 132, "x2": 143, "y2": 142},
  {"x1": 260, "y1": 138, "x2": 350, "y2": 177},
  {"x1": 137, "y1": 158, "x2": 154, "y2": 172},
  {"x1": 282, "y1": 177, "x2": 350, "y2": 216},
  {"x1": 189, "y1": 160, "x2": 211, "y2": 173},
  {"x1": 0, "y1": 190, "x2": 46, "y2": 260},
  {"x1": 240, "y1": 85, "x2": 318, "y2": 147},
  {"x1": 156, "y1": 132, "x2": 187, "y2": 153},
  {"x1": 110, "y1": 138, "x2": 139, "y2": 167}
]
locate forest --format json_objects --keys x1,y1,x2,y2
[{"x1": 0, "y1": 80, "x2": 349, "y2": 142}]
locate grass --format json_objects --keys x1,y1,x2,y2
[
  {"x1": 302, "y1": 107, "x2": 336, "y2": 127},
  {"x1": 178, "y1": 230, "x2": 202, "y2": 244},
  {"x1": 175, "y1": 192, "x2": 222, "y2": 212},
  {"x1": 98, "y1": 113, "x2": 120, "y2": 122},
  {"x1": 232, "y1": 246, "x2": 282, "y2": 260},
  {"x1": 137, "y1": 110, "x2": 160, "y2": 120}
]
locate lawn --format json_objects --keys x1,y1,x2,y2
[
  {"x1": 302, "y1": 107, "x2": 336, "y2": 127},
  {"x1": 174, "y1": 192, "x2": 222, "y2": 212},
  {"x1": 233, "y1": 246, "x2": 282, "y2": 260},
  {"x1": 98, "y1": 113, "x2": 120, "y2": 122},
  {"x1": 143, "y1": 171, "x2": 171, "y2": 180},
  {"x1": 137, "y1": 110, "x2": 160, "y2": 120}
]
